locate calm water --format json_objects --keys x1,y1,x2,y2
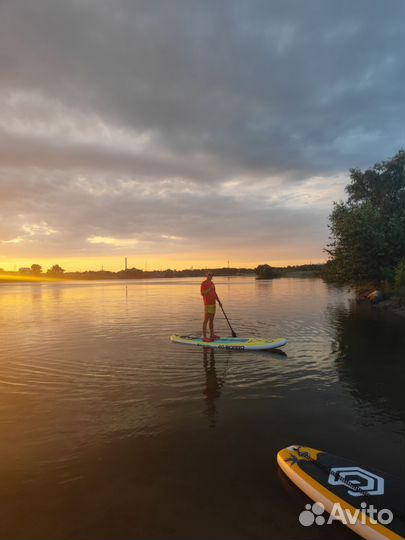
[{"x1": 0, "y1": 277, "x2": 404, "y2": 539}]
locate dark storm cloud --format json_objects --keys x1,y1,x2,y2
[
  {"x1": 1, "y1": 0, "x2": 402, "y2": 175},
  {"x1": 0, "y1": 129, "x2": 218, "y2": 181},
  {"x1": 0, "y1": 0, "x2": 403, "y2": 261}
]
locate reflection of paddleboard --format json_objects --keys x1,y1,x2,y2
[
  {"x1": 277, "y1": 445, "x2": 405, "y2": 540},
  {"x1": 170, "y1": 335, "x2": 287, "y2": 350}
]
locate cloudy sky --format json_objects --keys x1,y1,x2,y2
[{"x1": 0, "y1": 0, "x2": 403, "y2": 271}]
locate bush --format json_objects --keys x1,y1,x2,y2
[
  {"x1": 255, "y1": 264, "x2": 276, "y2": 279},
  {"x1": 394, "y1": 259, "x2": 405, "y2": 288}
]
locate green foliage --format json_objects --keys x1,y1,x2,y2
[
  {"x1": 46, "y1": 264, "x2": 65, "y2": 275},
  {"x1": 346, "y1": 150, "x2": 404, "y2": 212},
  {"x1": 30, "y1": 264, "x2": 42, "y2": 274},
  {"x1": 394, "y1": 259, "x2": 405, "y2": 288},
  {"x1": 255, "y1": 264, "x2": 276, "y2": 279},
  {"x1": 326, "y1": 150, "x2": 405, "y2": 283},
  {"x1": 117, "y1": 267, "x2": 144, "y2": 278}
]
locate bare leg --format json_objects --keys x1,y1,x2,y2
[
  {"x1": 209, "y1": 313, "x2": 214, "y2": 337},
  {"x1": 203, "y1": 313, "x2": 210, "y2": 338}
]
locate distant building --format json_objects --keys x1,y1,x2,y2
[{"x1": 18, "y1": 267, "x2": 31, "y2": 274}]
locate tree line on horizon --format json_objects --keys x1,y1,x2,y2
[
  {"x1": 0, "y1": 263, "x2": 325, "y2": 280},
  {"x1": 0, "y1": 265, "x2": 254, "y2": 279},
  {"x1": 0, "y1": 264, "x2": 65, "y2": 276}
]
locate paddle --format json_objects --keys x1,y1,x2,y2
[{"x1": 217, "y1": 297, "x2": 237, "y2": 337}]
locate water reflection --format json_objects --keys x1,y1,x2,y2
[
  {"x1": 202, "y1": 348, "x2": 230, "y2": 428},
  {"x1": 331, "y1": 303, "x2": 405, "y2": 420},
  {"x1": 0, "y1": 277, "x2": 403, "y2": 539}
]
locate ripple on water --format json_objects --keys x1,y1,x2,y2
[{"x1": 0, "y1": 277, "x2": 403, "y2": 461}]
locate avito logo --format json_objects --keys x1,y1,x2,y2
[{"x1": 298, "y1": 501, "x2": 393, "y2": 527}]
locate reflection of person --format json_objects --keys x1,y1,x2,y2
[
  {"x1": 200, "y1": 271, "x2": 221, "y2": 342},
  {"x1": 203, "y1": 348, "x2": 221, "y2": 427}
]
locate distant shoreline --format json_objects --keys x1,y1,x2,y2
[{"x1": 0, "y1": 266, "x2": 324, "y2": 284}]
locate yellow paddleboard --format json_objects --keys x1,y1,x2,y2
[
  {"x1": 277, "y1": 445, "x2": 405, "y2": 540},
  {"x1": 170, "y1": 335, "x2": 287, "y2": 350}
]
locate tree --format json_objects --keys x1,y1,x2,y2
[
  {"x1": 31, "y1": 264, "x2": 42, "y2": 275},
  {"x1": 116, "y1": 267, "x2": 144, "y2": 279},
  {"x1": 255, "y1": 264, "x2": 276, "y2": 279},
  {"x1": 346, "y1": 150, "x2": 404, "y2": 215},
  {"x1": 46, "y1": 264, "x2": 65, "y2": 275},
  {"x1": 325, "y1": 150, "x2": 405, "y2": 283}
]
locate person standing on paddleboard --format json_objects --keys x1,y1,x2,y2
[{"x1": 201, "y1": 272, "x2": 221, "y2": 342}]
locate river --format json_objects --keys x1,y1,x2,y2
[{"x1": 0, "y1": 277, "x2": 403, "y2": 539}]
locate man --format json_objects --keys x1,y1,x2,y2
[{"x1": 200, "y1": 271, "x2": 221, "y2": 342}]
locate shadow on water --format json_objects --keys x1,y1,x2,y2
[
  {"x1": 264, "y1": 348, "x2": 288, "y2": 357},
  {"x1": 330, "y1": 302, "x2": 405, "y2": 420}
]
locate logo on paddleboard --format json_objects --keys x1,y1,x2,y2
[
  {"x1": 218, "y1": 345, "x2": 245, "y2": 350},
  {"x1": 328, "y1": 467, "x2": 384, "y2": 496}
]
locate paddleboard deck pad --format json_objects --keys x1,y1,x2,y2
[
  {"x1": 170, "y1": 335, "x2": 287, "y2": 350},
  {"x1": 277, "y1": 445, "x2": 405, "y2": 540}
]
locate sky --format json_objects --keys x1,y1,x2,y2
[{"x1": 0, "y1": 0, "x2": 403, "y2": 272}]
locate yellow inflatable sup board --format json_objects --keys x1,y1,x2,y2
[
  {"x1": 170, "y1": 335, "x2": 287, "y2": 350},
  {"x1": 277, "y1": 445, "x2": 405, "y2": 540}
]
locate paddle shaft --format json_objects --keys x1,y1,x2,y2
[{"x1": 217, "y1": 297, "x2": 237, "y2": 337}]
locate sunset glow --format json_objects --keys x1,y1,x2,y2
[{"x1": 0, "y1": 1, "x2": 402, "y2": 273}]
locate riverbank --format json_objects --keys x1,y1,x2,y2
[
  {"x1": 373, "y1": 300, "x2": 405, "y2": 318},
  {"x1": 1, "y1": 264, "x2": 326, "y2": 283},
  {"x1": 0, "y1": 269, "x2": 255, "y2": 283},
  {"x1": 356, "y1": 283, "x2": 404, "y2": 318},
  {"x1": 0, "y1": 268, "x2": 321, "y2": 283},
  {"x1": 280, "y1": 270, "x2": 321, "y2": 278}
]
